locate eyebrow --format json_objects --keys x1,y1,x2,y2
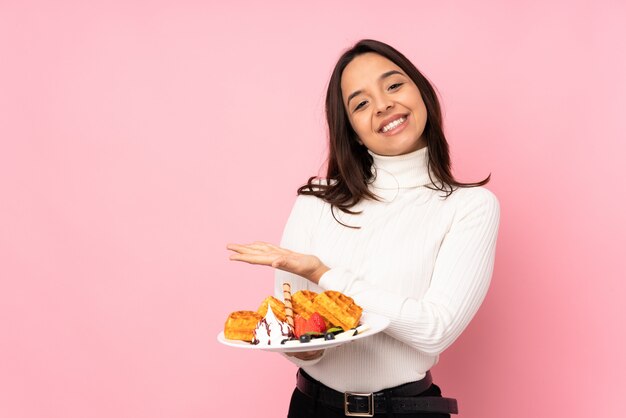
[{"x1": 346, "y1": 70, "x2": 405, "y2": 107}]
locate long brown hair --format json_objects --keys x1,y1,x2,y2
[{"x1": 298, "y1": 39, "x2": 490, "y2": 225}]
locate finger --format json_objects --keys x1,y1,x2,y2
[
  {"x1": 286, "y1": 350, "x2": 324, "y2": 360},
  {"x1": 250, "y1": 242, "x2": 292, "y2": 255},
  {"x1": 271, "y1": 255, "x2": 299, "y2": 271},
  {"x1": 229, "y1": 253, "x2": 280, "y2": 266},
  {"x1": 228, "y1": 242, "x2": 276, "y2": 254},
  {"x1": 252, "y1": 241, "x2": 284, "y2": 249},
  {"x1": 247, "y1": 243, "x2": 273, "y2": 251},
  {"x1": 226, "y1": 243, "x2": 264, "y2": 255},
  {"x1": 271, "y1": 256, "x2": 287, "y2": 268},
  {"x1": 262, "y1": 242, "x2": 286, "y2": 251},
  {"x1": 252, "y1": 241, "x2": 270, "y2": 246}
]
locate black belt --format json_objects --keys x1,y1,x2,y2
[{"x1": 296, "y1": 369, "x2": 458, "y2": 416}]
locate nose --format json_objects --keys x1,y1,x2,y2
[{"x1": 375, "y1": 96, "x2": 393, "y2": 114}]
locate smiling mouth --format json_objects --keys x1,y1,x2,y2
[{"x1": 379, "y1": 116, "x2": 407, "y2": 133}]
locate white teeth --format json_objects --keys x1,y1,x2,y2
[{"x1": 381, "y1": 117, "x2": 406, "y2": 133}]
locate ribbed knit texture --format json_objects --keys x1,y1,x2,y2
[{"x1": 274, "y1": 146, "x2": 500, "y2": 393}]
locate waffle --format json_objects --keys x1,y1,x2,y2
[
  {"x1": 292, "y1": 290, "x2": 318, "y2": 320},
  {"x1": 313, "y1": 291, "x2": 362, "y2": 331},
  {"x1": 224, "y1": 310, "x2": 262, "y2": 341},
  {"x1": 257, "y1": 296, "x2": 287, "y2": 322}
]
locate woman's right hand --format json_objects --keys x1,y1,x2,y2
[
  {"x1": 227, "y1": 242, "x2": 329, "y2": 284},
  {"x1": 286, "y1": 350, "x2": 324, "y2": 361}
]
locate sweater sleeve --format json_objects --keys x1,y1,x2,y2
[
  {"x1": 318, "y1": 188, "x2": 500, "y2": 356},
  {"x1": 274, "y1": 194, "x2": 327, "y2": 366}
]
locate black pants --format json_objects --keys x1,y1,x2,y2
[{"x1": 287, "y1": 381, "x2": 451, "y2": 418}]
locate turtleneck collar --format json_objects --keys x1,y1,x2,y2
[{"x1": 367, "y1": 146, "x2": 434, "y2": 190}]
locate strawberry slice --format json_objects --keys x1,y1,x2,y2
[
  {"x1": 304, "y1": 312, "x2": 327, "y2": 335},
  {"x1": 294, "y1": 314, "x2": 307, "y2": 338}
]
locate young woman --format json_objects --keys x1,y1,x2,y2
[{"x1": 227, "y1": 39, "x2": 500, "y2": 417}]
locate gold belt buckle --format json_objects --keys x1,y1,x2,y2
[{"x1": 344, "y1": 391, "x2": 374, "y2": 417}]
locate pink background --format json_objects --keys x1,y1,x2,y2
[{"x1": 1, "y1": 1, "x2": 624, "y2": 417}]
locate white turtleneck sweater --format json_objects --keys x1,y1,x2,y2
[{"x1": 274, "y1": 146, "x2": 500, "y2": 393}]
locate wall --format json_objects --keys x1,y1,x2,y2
[{"x1": 1, "y1": 1, "x2": 624, "y2": 417}]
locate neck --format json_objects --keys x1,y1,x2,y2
[{"x1": 367, "y1": 146, "x2": 434, "y2": 189}]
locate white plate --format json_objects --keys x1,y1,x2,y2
[{"x1": 217, "y1": 311, "x2": 390, "y2": 353}]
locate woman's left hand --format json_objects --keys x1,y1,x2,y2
[{"x1": 226, "y1": 241, "x2": 329, "y2": 284}]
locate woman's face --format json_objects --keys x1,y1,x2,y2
[{"x1": 341, "y1": 52, "x2": 428, "y2": 156}]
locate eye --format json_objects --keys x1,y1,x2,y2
[
  {"x1": 354, "y1": 100, "x2": 367, "y2": 111},
  {"x1": 388, "y1": 83, "x2": 403, "y2": 91}
]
